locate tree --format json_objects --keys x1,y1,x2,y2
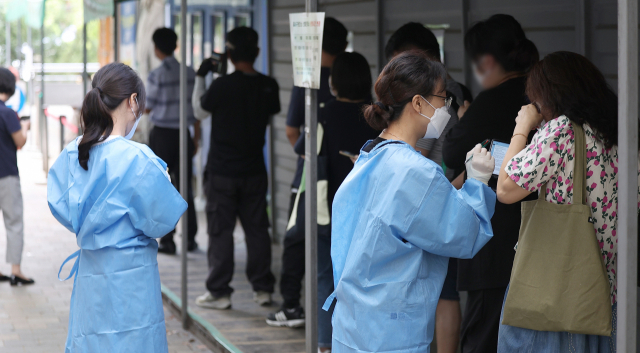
[{"x1": 0, "y1": 0, "x2": 99, "y2": 65}]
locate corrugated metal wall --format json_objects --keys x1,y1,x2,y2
[
  {"x1": 269, "y1": 0, "x2": 622, "y2": 241},
  {"x1": 269, "y1": 0, "x2": 377, "y2": 240}
]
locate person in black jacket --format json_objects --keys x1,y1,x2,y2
[
  {"x1": 442, "y1": 14, "x2": 539, "y2": 353},
  {"x1": 192, "y1": 27, "x2": 280, "y2": 311},
  {"x1": 267, "y1": 52, "x2": 378, "y2": 353}
]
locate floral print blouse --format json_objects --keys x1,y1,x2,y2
[{"x1": 505, "y1": 115, "x2": 640, "y2": 305}]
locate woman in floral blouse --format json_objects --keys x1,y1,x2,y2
[{"x1": 496, "y1": 51, "x2": 639, "y2": 352}]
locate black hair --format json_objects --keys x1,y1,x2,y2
[
  {"x1": 331, "y1": 52, "x2": 372, "y2": 101},
  {"x1": 152, "y1": 27, "x2": 178, "y2": 56},
  {"x1": 0, "y1": 67, "x2": 16, "y2": 96},
  {"x1": 526, "y1": 51, "x2": 619, "y2": 148},
  {"x1": 465, "y1": 14, "x2": 539, "y2": 73},
  {"x1": 363, "y1": 50, "x2": 446, "y2": 131},
  {"x1": 384, "y1": 22, "x2": 440, "y2": 61},
  {"x1": 322, "y1": 17, "x2": 348, "y2": 56},
  {"x1": 226, "y1": 26, "x2": 259, "y2": 63},
  {"x1": 78, "y1": 63, "x2": 146, "y2": 170}
]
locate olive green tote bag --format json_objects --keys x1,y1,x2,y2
[{"x1": 502, "y1": 122, "x2": 612, "y2": 336}]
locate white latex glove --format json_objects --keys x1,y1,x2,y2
[{"x1": 465, "y1": 144, "x2": 495, "y2": 185}]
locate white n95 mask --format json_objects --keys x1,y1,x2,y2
[
  {"x1": 419, "y1": 96, "x2": 451, "y2": 139},
  {"x1": 124, "y1": 96, "x2": 141, "y2": 140}
]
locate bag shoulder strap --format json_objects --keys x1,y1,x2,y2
[{"x1": 539, "y1": 120, "x2": 587, "y2": 205}]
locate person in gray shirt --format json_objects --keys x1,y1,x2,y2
[{"x1": 145, "y1": 27, "x2": 199, "y2": 254}]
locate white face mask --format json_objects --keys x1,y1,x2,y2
[
  {"x1": 472, "y1": 56, "x2": 491, "y2": 87},
  {"x1": 418, "y1": 96, "x2": 451, "y2": 139},
  {"x1": 124, "y1": 96, "x2": 140, "y2": 140}
]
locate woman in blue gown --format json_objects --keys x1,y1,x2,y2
[
  {"x1": 323, "y1": 51, "x2": 497, "y2": 352},
  {"x1": 48, "y1": 63, "x2": 187, "y2": 353}
]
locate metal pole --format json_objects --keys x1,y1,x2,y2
[
  {"x1": 40, "y1": 5, "x2": 47, "y2": 173},
  {"x1": 617, "y1": 0, "x2": 638, "y2": 351},
  {"x1": 304, "y1": 1, "x2": 318, "y2": 353},
  {"x1": 16, "y1": 19, "x2": 21, "y2": 62},
  {"x1": 179, "y1": 0, "x2": 189, "y2": 330},
  {"x1": 27, "y1": 25, "x2": 32, "y2": 107},
  {"x1": 83, "y1": 23, "x2": 87, "y2": 97},
  {"x1": 374, "y1": 0, "x2": 383, "y2": 72},
  {"x1": 6, "y1": 20, "x2": 11, "y2": 66},
  {"x1": 60, "y1": 115, "x2": 64, "y2": 152},
  {"x1": 460, "y1": 0, "x2": 471, "y2": 89},
  {"x1": 114, "y1": 3, "x2": 118, "y2": 62}
]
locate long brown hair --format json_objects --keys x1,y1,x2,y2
[
  {"x1": 526, "y1": 51, "x2": 618, "y2": 148},
  {"x1": 78, "y1": 63, "x2": 146, "y2": 170}
]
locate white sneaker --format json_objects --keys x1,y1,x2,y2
[
  {"x1": 195, "y1": 291, "x2": 231, "y2": 310},
  {"x1": 253, "y1": 291, "x2": 272, "y2": 306}
]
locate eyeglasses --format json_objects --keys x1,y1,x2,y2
[{"x1": 432, "y1": 94, "x2": 452, "y2": 109}]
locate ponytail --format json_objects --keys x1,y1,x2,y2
[
  {"x1": 78, "y1": 87, "x2": 114, "y2": 170},
  {"x1": 77, "y1": 62, "x2": 146, "y2": 170}
]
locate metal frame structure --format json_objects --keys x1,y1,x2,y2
[
  {"x1": 179, "y1": 0, "x2": 190, "y2": 330},
  {"x1": 101, "y1": 0, "x2": 640, "y2": 348},
  {"x1": 303, "y1": 1, "x2": 319, "y2": 352},
  {"x1": 616, "y1": 0, "x2": 638, "y2": 350}
]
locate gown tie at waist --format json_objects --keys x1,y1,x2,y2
[{"x1": 58, "y1": 250, "x2": 80, "y2": 281}]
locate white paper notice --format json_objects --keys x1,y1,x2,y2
[{"x1": 289, "y1": 12, "x2": 325, "y2": 89}]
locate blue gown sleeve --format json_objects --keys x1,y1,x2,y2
[
  {"x1": 128, "y1": 157, "x2": 188, "y2": 238},
  {"x1": 404, "y1": 176, "x2": 496, "y2": 259},
  {"x1": 47, "y1": 149, "x2": 75, "y2": 233}
]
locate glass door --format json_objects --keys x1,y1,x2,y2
[
  {"x1": 211, "y1": 13, "x2": 226, "y2": 54},
  {"x1": 234, "y1": 13, "x2": 251, "y2": 28},
  {"x1": 192, "y1": 12, "x2": 204, "y2": 69}
]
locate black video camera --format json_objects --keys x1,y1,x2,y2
[{"x1": 210, "y1": 52, "x2": 228, "y2": 75}]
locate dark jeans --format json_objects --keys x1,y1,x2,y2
[
  {"x1": 148, "y1": 126, "x2": 198, "y2": 245},
  {"x1": 204, "y1": 173, "x2": 275, "y2": 297},
  {"x1": 460, "y1": 287, "x2": 507, "y2": 353},
  {"x1": 280, "y1": 190, "x2": 334, "y2": 347}
]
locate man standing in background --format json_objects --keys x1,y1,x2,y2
[
  {"x1": 192, "y1": 27, "x2": 280, "y2": 310},
  {"x1": 145, "y1": 27, "x2": 199, "y2": 255}
]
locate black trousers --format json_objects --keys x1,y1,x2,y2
[
  {"x1": 280, "y1": 191, "x2": 305, "y2": 308},
  {"x1": 460, "y1": 287, "x2": 507, "y2": 353},
  {"x1": 204, "y1": 172, "x2": 275, "y2": 297},
  {"x1": 148, "y1": 126, "x2": 198, "y2": 245}
]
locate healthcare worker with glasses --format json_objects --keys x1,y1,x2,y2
[
  {"x1": 323, "y1": 51, "x2": 497, "y2": 353},
  {"x1": 48, "y1": 62, "x2": 187, "y2": 353}
]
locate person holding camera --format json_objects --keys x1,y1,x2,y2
[
  {"x1": 192, "y1": 27, "x2": 280, "y2": 310},
  {"x1": 145, "y1": 27, "x2": 199, "y2": 255}
]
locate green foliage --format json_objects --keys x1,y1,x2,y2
[{"x1": 0, "y1": 0, "x2": 100, "y2": 64}]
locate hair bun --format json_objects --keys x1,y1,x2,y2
[
  {"x1": 363, "y1": 102, "x2": 394, "y2": 131},
  {"x1": 510, "y1": 38, "x2": 539, "y2": 72}
]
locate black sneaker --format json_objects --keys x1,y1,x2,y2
[
  {"x1": 266, "y1": 306, "x2": 305, "y2": 328},
  {"x1": 158, "y1": 242, "x2": 176, "y2": 255}
]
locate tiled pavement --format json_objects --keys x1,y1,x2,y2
[
  {"x1": 0, "y1": 149, "x2": 212, "y2": 353},
  {"x1": 157, "y1": 214, "x2": 307, "y2": 353}
]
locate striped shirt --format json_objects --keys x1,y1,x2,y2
[{"x1": 146, "y1": 56, "x2": 196, "y2": 129}]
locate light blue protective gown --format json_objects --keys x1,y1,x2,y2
[
  {"x1": 48, "y1": 136, "x2": 187, "y2": 353},
  {"x1": 323, "y1": 140, "x2": 496, "y2": 353}
]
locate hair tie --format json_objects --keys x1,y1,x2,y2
[
  {"x1": 96, "y1": 87, "x2": 103, "y2": 94},
  {"x1": 375, "y1": 102, "x2": 388, "y2": 111}
]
